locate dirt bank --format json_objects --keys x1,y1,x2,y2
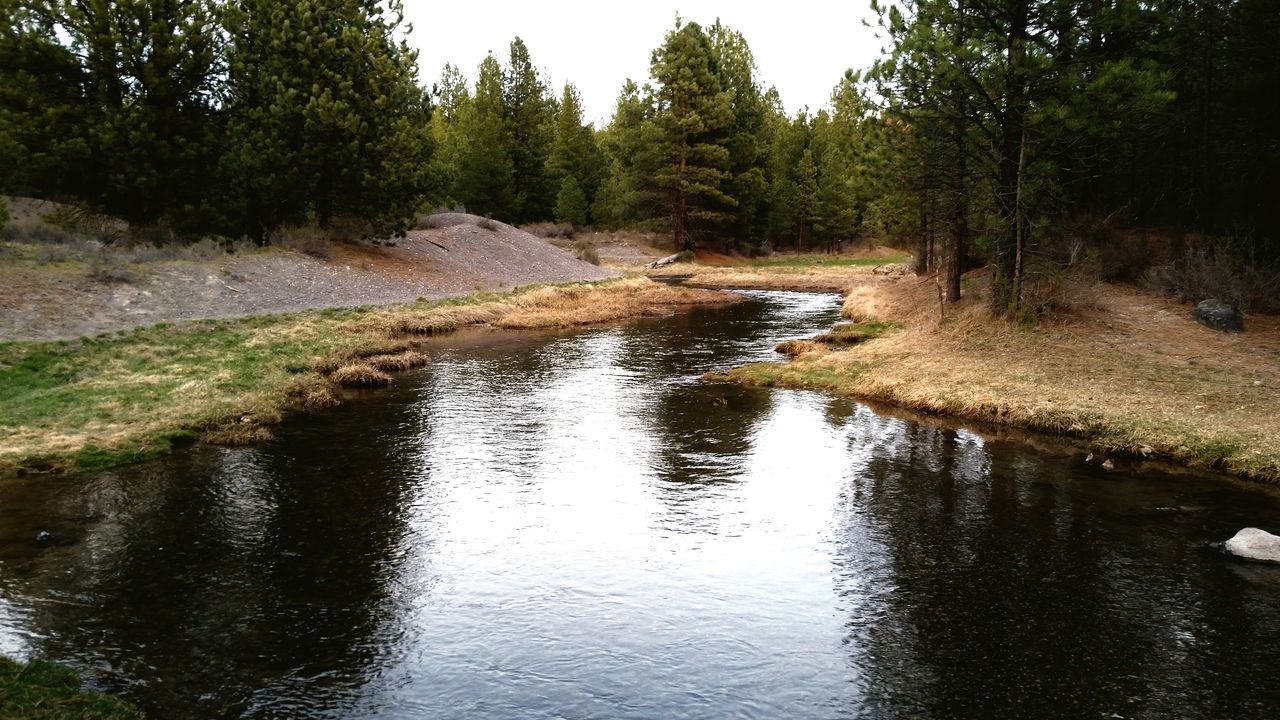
[
  {"x1": 1, "y1": 210, "x2": 617, "y2": 341},
  {"x1": 687, "y1": 261, "x2": 1280, "y2": 483}
]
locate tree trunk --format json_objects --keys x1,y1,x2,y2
[
  {"x1": 946, "y1": 197, "x2": 965, "y2": 303},
  {"x1": 990, "y1": 0, "x2": 1030, "y2": 315},
  {"x1": 915, "y1": 200, "x2": 931, "y2": 275}
]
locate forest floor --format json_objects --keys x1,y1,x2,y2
[{"x1": 654, "y1": 257, "x2": 1280, "y2": 483}]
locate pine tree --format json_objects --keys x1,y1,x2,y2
[
  {"x1": 547, "y1": 83, "x2": 604, "y2": 222},
  {"x1": 453, "y1": 54, "x2": 516, "y2": 218},
  {"x1": 817, "y1": 145, "x2": 858, "y2": 251},
  {"x1": 793, "y1": 149, "x2": 819, "y2": 250},
  {"x1": 503, "y1": 38, "x2": 556, "y2": 222},
  {"x1": 648, "y1": 20, "x2": 735, "y2": 251},
  {"x1": 4, "y1": 0, "x2": 224, "y2": 230},
  {"x1": 224, "y1": 0, "x2": 430, "y2": 239},
  {"x1": 554, "y1": 176, "x2": 589, "y2": 227},
  {"x1": 593, "y1": 80, "x2": 652, "y2": 228},
  {"x1": 709, "y1": 21, "x2": 769, "y2": 250},
  {"x1": 0, "y1": 2, "x2": 91, "y2": 201}
]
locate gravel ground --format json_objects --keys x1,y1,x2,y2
[{"x1": 0, "y1": 213, "x2": 618, "y2": 341}]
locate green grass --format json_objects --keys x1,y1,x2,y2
[
  {"x1": 816, "y1": 321, "x2": 902, "y2": 344},
  {"x1": 0, "y1": 311, "x2": 370, "y2": 473},
  {"x1": 741, "y1": 252, "x2": 910, "y2": 268},
  {"x1": 0, "y1": 276, "x2": 721, "y2": 476},
  {"x1": 0, "y1": 657, "x2": 144, "y2": 719}
]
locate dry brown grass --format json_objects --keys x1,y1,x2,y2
[
  {"x1": 648, "y1": 263, "x2": 893, "y2": 293},
  {"x1": 329, "y1": 363, "x2": 393, "y2": 388},
  {"x1": 719, "y1": 268, "x2": 1280, "y2": 483},
  {"x1": 385, "y1": 304, "x2": 510, "y2": 336},
  {"x1": 496, "y1": 277, "x2": 735, "y2": 329},
  {"x1": 365, "y1": 350, "x2": 430, "y2": 372},
  {"x1": 282, "y1": 372, "x2": 341, "y2": 412},
  {"x1": 775, "y1": 339, "x2": 825, "y2": 357}
]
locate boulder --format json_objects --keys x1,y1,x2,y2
[
  {"x1": 1193, "y1": 298, "x2": 1244, "y2": 333},
  {"x1": 1224, "y1": 528, "x2": 1280, "y2": 563}
]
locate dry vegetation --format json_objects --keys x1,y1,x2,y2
[
  {"x1": 0, "y1": 278, "x2": 737, "y2": 476},
  {"x1": 646, "y1": 248, "x2": 912, "y2": 292},
  {"x1": 713, "y1": 265, "x2": 1280, "y2": 482}
]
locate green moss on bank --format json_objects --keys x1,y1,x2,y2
[{"x1": 0, "y1": 657, "x2": 144, "y2": 719}]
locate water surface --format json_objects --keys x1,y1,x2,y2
[{"x1": 2, "y1": 290, "x2": 1279, "y2": 718}]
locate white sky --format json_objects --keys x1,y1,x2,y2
[{"x1": 402, "y1": 1, "x2": 886, "y2": 126}]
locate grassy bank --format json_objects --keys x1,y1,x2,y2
[
  {"x1": 647, "y1": 262, "x2": 909, "y2": 292},
  {"x1": 1, "y1": 657, "x2": 143, "y2": 719},
  {"x1": 0, "y1": 278, "x2": 737, "y2": 476},
  {"x1": 696, "y1": 261, "x2": 1280, "y2": 483}
]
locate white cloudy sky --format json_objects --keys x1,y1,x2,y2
[{"x1": 402, "y1": 1, "x2": 886, "y2": 125}]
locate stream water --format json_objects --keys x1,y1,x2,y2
[{"x1": 2, "y1": 290, "x2": 1279, "y2": 719}]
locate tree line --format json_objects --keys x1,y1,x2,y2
[
  {"x1": 865, "y1": 0, "x2": 1278, "y2": 314},
  {"x1": 3, "y1": 1, "x2": 1275, "y2": 314},
  {"x1": 2, "y1": 0, "x2": 429, "y2": 239}
]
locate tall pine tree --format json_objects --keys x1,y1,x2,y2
[{"x1": 648, "y1": 19, "x2": 734, "y2": 251}]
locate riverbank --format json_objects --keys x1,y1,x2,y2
[
  {"x1": 682, "y1": 261, "x2": 1280, "y2": 483},
  {"x1": 1, "y1": 657, "x2": 143, "y2": 719},
  {"x1": 0, "y1": 278, "x2": 738, "y2": 476}
]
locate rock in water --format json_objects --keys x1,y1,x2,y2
[
  {"x1": 1193, "y1": 298, "x2": 1244, "y2": 333},
  {"x1": 1224, "y1": 528, "x2": 1280, "y2": 563}
]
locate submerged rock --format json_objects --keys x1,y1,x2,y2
[
  {"x1": 1224, "y1": 528, "x2": 1280, "y2": 563},
  {"x1": 1193, "y1": 298, "x2": 1244, "y2": 333}
]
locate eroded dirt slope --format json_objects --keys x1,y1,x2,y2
[{"x1": 1, "y1": 213, "x2": 618, "y2": 341}]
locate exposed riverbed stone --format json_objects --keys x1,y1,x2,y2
[
  {"x1": 1193, "y1": 298, "x2": 1244, "y2": 333},
  {"x1": 1224, "y1": 528, "x2": 1280, "y2": 563}
]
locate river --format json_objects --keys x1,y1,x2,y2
[{"x1": 2, "y1": 290, "x2": 1279, "y2": 718}]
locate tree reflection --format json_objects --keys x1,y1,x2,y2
[
  {"x1": 10, "y1": 393, "x2": 424, "y2": 717},
  {"x1": 833, "y1": 419, "x2": 1280, "y2": 718}
]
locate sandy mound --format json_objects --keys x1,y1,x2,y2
[{"x1": 0, "y1": 210, "x2": 619, "y2": 340}]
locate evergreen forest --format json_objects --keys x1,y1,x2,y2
[{"x1": 2, "y1": 0, "x2": 1276, "y2": 315}]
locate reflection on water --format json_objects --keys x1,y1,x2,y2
[{"x1": 1, "y1": 291, "x2": 1279, "y2": 718}]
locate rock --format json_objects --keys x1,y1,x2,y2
[
  {"x1": 1224, "y1": 528, "x2": 1280, "y2": 563},
  {"x1": 1193, "y1": 298, "x2": 1244, "y2": 333},
  {"x1": 1101, "y1": 459, "x2": 1116, "y2": 471},
  {"x1": 35, "y1": 530, "x2": 54, "y2": 544}
]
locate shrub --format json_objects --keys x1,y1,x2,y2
[
  {"x1": 1097, "y1": 234, "x2": 1151, "y2": 282},
  {"x1": 478, "y1": 217, "x2": 499, "y2": 231},
  {"x1": 86, "y1": 251, "x2": 138, "y2": 283},
  {"x1": 573, "y1": 238, "x2": 600, "y2": 265},
  {"x1": 1020, "y1": 267, "x2": 1102, "y2": 316},
  {"x1": 272, "y1": 226, "x2": 332, "y2": 259},
  {"x1": 415, "y1": 214, "x2": 444, "y2": 229},
  {"x1": 41, "y1": 203, "x2": 125, "y2": 244},
  {"x1": 522, "y1": 222, "x2": 576, "y2": 239},
  {"x1": 0, "y1": 197, "x2": 8, "y2": 230},
  {"x1": 32, "y1": 244, "x2": 76, "y2": 265},
  {"x1": 1146, "y1": 237, "x2": 1280, "y2": 314}
]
